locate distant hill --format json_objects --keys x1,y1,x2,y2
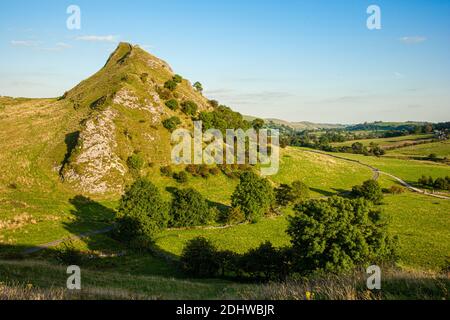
[{"x1": 243, "y1": 116, "x2": 345, "y2": 130}]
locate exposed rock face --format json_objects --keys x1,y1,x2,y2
[
  {"x1": 113, "y1": 88, "x2": 166, "y2": 123},
  {"x1": 62, "y1": 108, "x2": 126, "y2": 194}
]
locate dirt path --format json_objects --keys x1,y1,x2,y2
[{"x1": 304, "y1": 149, "x2": 449, "y2": 200}]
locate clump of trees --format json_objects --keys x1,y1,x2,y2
[
  {"x1": 164, "y1": 75, "x2": 183, "y2": 92},
  {"x1": 162, "y1": 116, "x2": 181, "y2": 132},
  {"x1": 114, "y1": 178, "x2": 169, "y2": 245},
  {"x1": 169, "y1": 188, "x2": 215, "y2": 227},
  {"x1": 185, "y1": 164, "x2": 221, "y2": 179},
  {"x1": 231, "y1": 171, "x2": 275, "y2": 222},
  {"x1": 275, "y1": 180, "x2": 310, "y2": 207},
  {"x1": 351, "y1": 179, "x2": 384, "y2": 204},
  {"x1": 418, "y1": 175, "x2": 450, "y2": 191},
  {"x1": 180, "y1": 197, "x2": 397, "y2": 279},
  {"x1": 197, "y1": 106, "x2": 251, "y2": 133},
  {"x1": 287, "y1": 197, "x2": 397, "y2": 275}
]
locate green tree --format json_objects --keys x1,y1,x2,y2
[
  {"x1": 193, "y1": 81, "x2": 203, "y2": 93},
  {"x1": 170, "y1": 188, "x2": 214, "y2": 227},
  {"x1": 352, "y1": 179, "x2": 384, "y2": 204},
  {"x1": 287, "y1": 197, "x2": 397, "y2": 275},
  {"x1": 231, "y1": 171, "x2": 275, "y2": 222},
  {"x1": 275, "y1": 184, "x2": 295, "y2": 207},
  {"x1": 252, "y1": 118, "x2": 265, "y2": 131},
  {"x1": 126, "y1": 153, "x2": 144, "y2": 172},
  {"x1": 291, "y1": 180, "x2": 310, "y2": 202},
  {"x1": 114, "y1": 178, "x2": 169, "y2": 242},
  {"x1": 162, "y1": 116, "x2": 181, "y2": 132},
  {"x1": 165, "y1": 99, "x2": 179, "y2": 111},
  {"x1": 181, "y1": 101, "x2": 198, "y2": 116},
  {"x1": 173, "y1": 74, "x2": 183, "y2": 83},
  {"x1": 164, "y1": 79, "x2": 177, "y2": 91},
  {"x1": 180, "y1": 237, "x2": 219, "y2": 277}
]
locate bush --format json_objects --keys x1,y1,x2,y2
[
  {"x1": 173, "y1": 171, "x2": 188, "y2": 183},
  {"x1": 160, "y1": 165, "x2": 173, "y2": 177},
  {"x1": 231, "y1": 171, "x2": 275, "y2": 222},
  {"x1": 173, "y1": 74, "x2": 183, "y2": 83},
  {"x1": 240, "y1": 242, "x2": 289, "y2": 281},
  {"x1": 352, "y1": 179, "x2": 384, "y2": 204},
  {"x1": 275, "y1": 184, "x2": 295, "y2": 207},
  {"x1": 56, "y1": 241, "x2": 84, "y2": 265},
  {"x1": 165, "y1": 99, "x2": 179, "y2": 111},
  {"x1": 387, "y1": 185, "x2": 405, "y2": 194},
  {"x1": 287, "y1": 197, "x2": 397, "y2": 275},
  {"x1": 126, "y1": 153, "x2": 144, "y2": 174},
  {"x1": 170, "y1": 188, "x2": 213, "y2": 227},
  {"x1": 291, "y1": 181, "x2": 310, "y2": 202},
  {"x1": 114, "y1": 178, "x2": 169, "y2": 242},
  {"x1": 162, "y1": 116, "x2": 181, "y2": 132},
  {"x1": 224, "y1": 206, "x2": 246, "y2": 224},
  {"x1": 209, "y1": 166, "x2": 221, "y2": 176},
  {"x1": 164, "y1": 79, "x2": 178, "y2": 91},
  {"x1": 193, "y1": 81, "x2": 203, "y2": 93},
  {"x1": 180, "y1": 237, "x2": 219, "y2": 277},
  {"x1": 181, "y1": 101, "x2": 198, "y2": 116}
]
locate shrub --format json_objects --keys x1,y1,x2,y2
[
  {"x1": 231, "y1": 171, "x2": 275, "y2": 222},
  {"x1": 291, "y1": 180, "x2": 310, "y2": 202},
  {"x1": 209, "y1": 166, "x2": 221, "y2": 176},
  {"x1": 240, "y1": 241, "x2": 288, "y2": 281},
  {"x1": 185, "y1": 164, "x2": 200, "y2": 176},
  {"x1": 193, "y1": 81, "x2": 203, "y2": 93},
  {"x1": 56, "y1": 241, "x2": 84, "y2": 265},
  {"x1": 114, "y1": 178, "x2": 169, "y2": 242},
  {"x1": 160, "y1": 165, "x2": 173, "y2": 177},
  {"x1": 287, "y1": 197, "x2": 397, "y2": 275},
  {"x1": 181, "y1": 101, "x2": 198, "y2": 116},
  {"x1": 170, "y1": 188, "x2": 213, "y2": 227},
  {"x1": 275, "y1": 184, "x2": 295, "y2": 207},
  {"x1": 180, "y1": 237, "x2": 219, "y2": 277},
  {"x1": 251, "y1": 118, "x2": 265, "y2": 131},
  {"x1": 162, "y1": 116, "x2": 181, "y2": 132},
  {"x1": 165, "y1": 99, "x2": 179, "y2": 111},
  {"x1": 173, "y1": 171, "x2": 188, "y2": 183},
  {"x1": 224, "y1": 206, "x2": 246, "y2": 224},
  {"x1": 164, "y1": 79, "x2": 177, "y2": 91},
  {"x1": 173, "y1": 74, "x2": 183, "y2": 83},
  {"x1": 209, "y1": 99, "x2": 219, "y2": 108},
  {"x1": 352, "y1": 179, "x2": 384, "y2": 204},
  {"x1": 276, "y1": 181, "x2": 310, "y2": 207},
  {"x1": 126, "y1": 153, "x2": 144, "y2": 174},
  {"x1": 387, "y1": 185, "x2": 405, "y2": 194}
]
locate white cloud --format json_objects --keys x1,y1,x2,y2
[
  {"x1": 400, "y1": 36, "x2": 427, "y2": 44},
  {"x1": 11, "y1": 40, "x2": 41, "y2": 47},
  {"x1": 41, "y1": 42, "x2": 72, "y2": 51},
  {"x1": 75, "y1": 35, "x2": 118, "y2": 42}
]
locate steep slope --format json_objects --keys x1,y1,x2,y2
[{"x1": 60, "y1": 43, "x2": 212, "y2": 194}]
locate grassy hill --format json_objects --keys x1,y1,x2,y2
[{"x1": 0, "y1": 43, "x2": 449, "y2": 300}]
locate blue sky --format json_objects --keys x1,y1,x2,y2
[{"x1": 0, "y1": 0, "x2": 449, "y2": 123}]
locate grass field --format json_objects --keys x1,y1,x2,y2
[
  {"x1": 331, "y1": 134, "x2": 434, "y2": 148},
  {"x1": 386, "y1": 140, "x2": 450, "y2": 159}
]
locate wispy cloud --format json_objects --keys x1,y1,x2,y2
[
  {"x1": 399, "y1": 36, "x2": 427, "y2": 44},
  {"x1": 75, "y1": 35, "x2": 118, "y2": 42},
  {"x1": 41, "y1": 42, "x2": 72, "y2": 51},
  {"x1": 11, "y1": 40, "x2": 41, "y2": 47}
]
